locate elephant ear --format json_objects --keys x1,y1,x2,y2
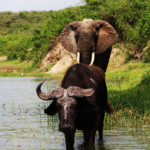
[
  {"x1": 94, "y1": 20, "x2": 118, "y2": 54},
  {"x1": 59, "y1": 21, "x2": 81, "y2": 54}
]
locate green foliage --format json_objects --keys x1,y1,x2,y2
[
  {"x1": 86, "y1": 0, "x2": 105, "y2": 5},
  {"x1": 32, "y1": 29, "x2": 42, "y2": 48},
  {"x1": 0, "y1": 0, "x2": 149, "y2": 69},
  {"x1": 7, "y1": 41, "x2": 26, "y2": 60},
  {"x1": 141, "y1": 46, "x2": 150, "y2": 63},
  {"x1": 19, "y1": 12, "x2": 28, "y2": 20},
  {"x1": 125, "y1": 51, "x2": 134, "y2": 62},
  {"x1": 6, "y1": 36, "x2": 32, "y2": 61},
  {"x1": 138, "y1": 10, "x2": 150, "y2": 49},
  {"x1": 0, "y1": 38, "x2": 6, "y2": 55}
]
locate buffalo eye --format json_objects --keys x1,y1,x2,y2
[{"x1": 70, "y1": 103, "x2": 77, "y2": 109}]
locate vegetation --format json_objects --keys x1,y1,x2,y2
[
  {"x1": 107, "y1": 68, "x2": 150, "y2": 116},
  {"x1": 0, "y1": 0, "x2": 149, "y2": 72}
]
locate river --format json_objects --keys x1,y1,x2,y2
[{"x1": 0, "y1": 77, "x2": 149, "y2": 150}]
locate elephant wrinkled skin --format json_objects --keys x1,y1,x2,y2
[{"x1": 59, "y1": 18, "x2": 118, "y2": 72}]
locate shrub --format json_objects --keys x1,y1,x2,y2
[
  {"x1": 86, "y1": 0, "x2": 105, "y2": 5},
  {"x1": 141, "y1": 46, "x2": 150, "y2": 63},
  {"x1": 0, "y1": 38, "x2": 6, "y2": 55},
  {"x1": 6, "y1": 36, "x2": 32, "y2": 61},
  {"x1": 0, "y1": 0, "x2": 149, "y2": 68},
  {"x1": 7, "y1": 50, "x2": 18, "y2": 60},
  {"x1": 32, "y1": 29, "x2": 43, "y2": 48},
  {"x1": 19, "y1": 12, "x2": 28, "y2": 20},
  {"x1": 125, "y1": 51, "x2": 134, "y2": 62}
]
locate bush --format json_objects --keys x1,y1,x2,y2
[
  {"x1": 32, "y1": 29, "x2": 44, "y2": 48},
  {"x1": 125, "y1": 51, "x2": 134, "y2": 62},
  {"x1": 19, "y1": 12, "x2": 28, "y2": 20},
  {"x1": 0, "y1": 38, "x2": 6, "y2": 55},
  {"x1": 7, "y1": 50, "x2": 18, "y2": 60},
  {"x1": 86, "y1": 0, "x2": 105, "y2": 5},
  {"x1": 6, "y1": 36, "x2": 32, "y2": 61},
  {"x1": 0, "y1": 0, "x2": 149, "y2": 68},
  {"x1": 141, "y1": 46, "x2": 150, "y2": 63}
]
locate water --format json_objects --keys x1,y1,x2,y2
[{"x1": 0, "y1": 77, "x2": 149, "y2": 150}]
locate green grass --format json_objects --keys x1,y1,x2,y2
[
  {"x1": 106, "y1": 62, "x2": 150, "y2": 117},
  {"x1": 107, "y1": 62, "x2": 150, "y2": 80},
  {"x1": 0, "y1": 59, "x2": 55, "y2": 77}
]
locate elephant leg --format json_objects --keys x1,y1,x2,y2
[
  {"x1": 64, "y1": 132, "x2": 75, "y2": 149},
  {"x1": 98, "y1": 111, "x2": 105, "y2": 140},
  {"x1": 95, "y1": 47, "x2": 112, "y2": 72}
]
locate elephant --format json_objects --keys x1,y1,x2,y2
[{"x1": 59, "y1": 18, "x2": 118, "y2": 72}]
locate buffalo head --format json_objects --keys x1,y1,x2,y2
[{"x1": 36, "y1": 78, "x2": 97, "y2": 133}]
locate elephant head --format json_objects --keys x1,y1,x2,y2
[{"x1": 59, "y1": 19, "x2": 118, "y2": 72}]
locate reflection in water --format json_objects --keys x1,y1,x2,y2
[{"x1": 0, "y1": 77, "x2": 149, "y2": 150}]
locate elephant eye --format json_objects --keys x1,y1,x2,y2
[
  {"x1": 71, "y1": 25, "x2": 77, "y2": 31},
  {"x1": 74, "y1": 30, "x2": 78, "y2": 37},
  {"x1": 96, "y1": 27, "x2": 99, "y2": 31},
  {"x1": 95, "y1": 29, "x2": 99, "y2": 37}
]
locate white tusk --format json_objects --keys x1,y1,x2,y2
[
  {"x1": 77, "y1": 52, "x2": 80, "y2": 63},
  {"x1": 89, "y1": 52, "x2": 95, "y2": 66}
]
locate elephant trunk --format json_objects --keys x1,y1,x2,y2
[
  {"x1": 77, "y1": 40, "x2": 95, "y2": 65},
  {"x1": 78, "y1": 51, "x2": 95, "y2": 66},
  {"x1": 80, "y1": 51, "x2": 91, "y2": 65}
]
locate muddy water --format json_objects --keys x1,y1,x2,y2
[{"x1": 0, "y1": 77, "x2": 149, "y2": 150}]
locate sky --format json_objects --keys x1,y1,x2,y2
[{"x1": 0, "y1": 0, "x2": 83, "y2": 12}]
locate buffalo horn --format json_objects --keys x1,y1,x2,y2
[
  {"x1": 67, "y1": 78, "x2": 97, "y2": 98},
  {"x1": 89, "y1": 52, "x2": 95, "y2": 66},
  {"x1": 36, "y1": 79, "x2": 64, "y2": 100},
  {"x1": 77, "y1": 52, "x2": 80, "y2": 63}
]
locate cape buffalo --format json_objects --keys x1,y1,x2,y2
[{"x1": 36, "y1": 64, "x2": 113, "y2": 149}]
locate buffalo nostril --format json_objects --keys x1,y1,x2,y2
[{"x1": 61, "y1": 124, "x2": 72, "y2": 132}]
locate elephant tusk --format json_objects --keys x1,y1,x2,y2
[
  {"x1": 89, "y1": 52, "x2": 95, "y2": 66},
  {"x1": 77, "y1": 52, "x2": 80, "y2": 63}
]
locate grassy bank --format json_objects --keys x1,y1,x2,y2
[
  {"x1": 106, "y1": 60, "x2": 150, "y2": 118},
  {"x1": 0, "y1": 58, "x2": 58, "y2": 77}
]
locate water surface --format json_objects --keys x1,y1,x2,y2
[{"x1": 0, "y1": 77, "x2": 149, "y2": 149}]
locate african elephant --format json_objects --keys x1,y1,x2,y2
[{"x1": 59, "y1": 18, "x2": 118, "y2": 72}]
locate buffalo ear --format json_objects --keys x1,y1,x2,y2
[
  {"x1": 94, "y1": 20, "x2": 118, "y2": 54},
  {"x1": 44, "y1": 100, "x2": 57, "y2": 116},
  {"x1": 59, "y1": 21, "x2": 81, "y2": 54}
]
